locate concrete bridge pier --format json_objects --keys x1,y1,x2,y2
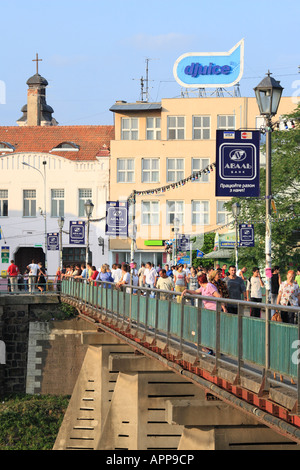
[{"x1": 54, "y1": 329, "x2": 300, "y2": 451}]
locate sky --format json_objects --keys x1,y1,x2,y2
[{"x1": 0, "y1": 0, "x2": 299, "y2": 126}]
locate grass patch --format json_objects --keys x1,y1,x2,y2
[{"x1": 0, "y1": 394, "x2": 70, "y2": 450}]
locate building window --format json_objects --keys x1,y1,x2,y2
[
  {"x1": 167, "y1": 116, "x2": 185, "y2": 140},
  {"x1": 192, "y1": 200, "x2": 210, "y2": 225},
  {"x1": 117, "y1": 159, "x2": 135, "y2": 183},
  {"x1": 167, "y1": 200, "x2": 184, "y2": 225},
  {"x1": 146, "y1": 117, "x2": 161, "y2": 140},
  {"x1": 121, "y1": 118, "x2": 138, "y2": 140},
  {"x1": 0, "y1": 190, "x2": 8, "y2": 216},
  {"x1": 167, "y1": 158, "x2": 184, "y2": 183},
  {"x1": 63, "y1": 247, "x2": 92, "y2": 265},
  {"x1": 217, "y1": 200, "x2": 230, "y2": 225},
  {"x1": 142, "y1": 158, "x2": 160, "y2": 183},
  {"x1": 193, "y1": 116, "x2": 210, "y2": 140},
  {"x1": 141, "y1": 201, "x2": 160, "y2": 225},
  {"x1": 217, "y1": 115, "x2": 235, "y2": 130},
  {"x1": 192, "y1": 158, "x2": 210, "y2": 183},
  {"x1": 23, "y1": 190, "x2": 36, "y2": 217},
  {"x1": 78, "y1": 188, "x2": 92, "y2": 217},
  {"x1": 51, "y1": 189, "x2": 65, "y2": 217}
]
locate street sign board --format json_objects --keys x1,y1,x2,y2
[
  {"x1": 105, "y1": 201, "x2": 128, "y2": 236},
  {"x1": 178, "y1": 234, "x2": 190, "y2": 252},
  {"x1": 239, "y1": 223, "x2": 255, "y2": 247},
  {"x1": 47, "y1": 233, "x2": 59, "y2": 251},
  {"x1": 215, "y1": 130, "x2": 260, "y2": 197},
  {"x1": 69, "y1": 221, "x2": 85, "y2": 245}
]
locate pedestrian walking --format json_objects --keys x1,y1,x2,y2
[
  {"x1": 270, "y1": 266, "x2": 281, "y2": 314},
  {"x1": 156, "y1": 269, "x2": 174, "y2": 300},
  {"x1": 7, "y1": 260, "x2": 19, "y2": 293},
  {"x1": 224, "y1": 265, "x2": 247, "y2": 314},
  {"x1": 277, "y1": 270, "x2": 300, "y2": 324},
  {"x1": 37, "y1": 262, "x2": 47, "y2": 293},
  {"x1": 143, "y1": 262, "x2": 157, "y2": 297},
  {"x1": 187, "y1": 267, "x2": 199, "y2": 306},
  {"x1": 246, "y1": 267, "x2": 264, "y2": 317},
  {"x1": 174, "y1": 264, "x2": 187, "y2": 303},
  {"x1": 138, "y1": 262, "x2": 146, "y2": 287},
  {"x1": 27, "y1": 259, "x2": 39, "y2": 293}
]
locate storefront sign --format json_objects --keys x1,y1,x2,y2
[
  {"x1": 173, "y1": 39, "x2": 244, "y2": 88},
  {"x1": 215, "y1": 130, "x2": 260, "y2": 197}
]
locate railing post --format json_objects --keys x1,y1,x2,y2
[
  {"x1": 212, "y1": 300, "x2": 221, "y2": 376},
  {"x1": 196, "y1": 299, "x2": 202, "y2": 360},
  {"x1": 153, "y1": 291, "x2": 159, "y2": 345},
  {"x1": 166, "y1": 295, "x2": 172, "y2": 352},
  {"x1": 179, "y1": 297, "x2": 184, "y2": 358},
  {"x1": 235, "y1": 302, "x2": 244, "y2": 384}
]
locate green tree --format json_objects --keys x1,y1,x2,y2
[{"x1": 226, "y1": 103, "x2": 300, "y2": 274}]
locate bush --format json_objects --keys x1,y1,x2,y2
[{"x1": 0, "y1": 394, "x2": 70, "y2": 450}]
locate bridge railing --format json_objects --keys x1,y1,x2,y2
[
  {"x1": 0, "y1": 276, "x2": 60, "y2": 294},
  {"x1": 61, "y1": 277, "x2": 300, "y2": 410}
]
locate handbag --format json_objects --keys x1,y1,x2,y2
[{"x1": 271, "y1": 310, "x2": 282, "y2": 322}]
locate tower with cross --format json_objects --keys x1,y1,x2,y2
[{"x1": 17, "y1": 53, "x2": 57, "y2": 126}]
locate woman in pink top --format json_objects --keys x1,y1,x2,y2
[{"x1": 182, "y1": 273, "x2": 227, "y2": 312}]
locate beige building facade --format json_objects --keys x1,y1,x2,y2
[{"x1": 109, "y1": 95, "x2": 295, "y2": 267}]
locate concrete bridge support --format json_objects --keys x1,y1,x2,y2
[{"x1": 54, "y1": 329, "x2": 300, "y2": 450}]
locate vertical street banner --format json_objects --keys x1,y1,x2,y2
[
  {"x1": 47, "y1": 233, "x2": 59, "y2": 251},
  {"x1": 105, "y1": 201, "x2": 128, "y2": 236},
  {"x1": 239, "y1": 223, "x2": 255, "y2": 247},
  {"x1": 69, "y1": 221, "x2": 85, "y2": 245},
  {"x1": 215, "y1": 130, "x2": 260, "y2": 197}
]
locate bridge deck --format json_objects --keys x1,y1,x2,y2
[{"x1": 61, "y1": 278, "x2": 300, "y2": 443}]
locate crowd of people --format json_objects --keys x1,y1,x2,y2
[
  {"x1": 6, "y1": 259, "x2": 47, "y2": 293},
  {"x1": 5, "y1": 259, "x2": 300, "y2": 324}
]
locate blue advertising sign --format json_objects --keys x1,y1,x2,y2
[
  {"x1": 105, "y1": 201, "x2": 128, "y2": 236},
  {"x1": 69, "y1": 221, "x2": 85, "y2": 245},
  {"x1": 239, "y1": 224, "x2": 255, "y2": 247},
  {"x1": 178, "y1": 234, "x2": 190, "y2": 252},
  {"x1": 173, "y1": 39, "x2": 244, "y2": 88},
  {"x1": 47, "y1": 233, "x2": 59, "y2": 251},
  {"x1": 215, "y1": 130, "x2": 260, "y2": 197}
]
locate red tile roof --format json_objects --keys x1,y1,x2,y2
[{"x1": 0, "y1": 125, "x2": 115, "y2": 161}]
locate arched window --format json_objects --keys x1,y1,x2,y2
[{"x1": 0, "y1": 142, "x2": 15, "y2": 152}]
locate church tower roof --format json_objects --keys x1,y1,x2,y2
[{"x1": 17, "y1": 54, "x2": 57, "y2": 127}]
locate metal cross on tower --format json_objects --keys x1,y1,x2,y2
[{"x1": 32, "y1": 53, "x2": 42, "y2": 74}]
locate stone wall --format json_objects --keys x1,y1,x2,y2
[{"x1": 0, "y1": 294, "x2": 96, "y2": 396}]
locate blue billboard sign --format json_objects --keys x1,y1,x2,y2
[
  {"x1": 173, "y1": 39, "x2": 244, "y2": 88},
  {"x1": 215, "y1": 130, "x2": 260, "y2": 197},
  {"x1": 178, "y1": 234, "x2": 190, "y2": 252},
  {"x1": 239, "y1": 224, "x2": 255, "y2": 247},
  {"x1": 105, "y1": 201, "x2": 128, "y2": 236},
  {"x1": 69, "y1": 221, "x2": 85, "y2": 245},
  {"x1": 47, "y1": 233, "x2": 59, "y2": 251}
]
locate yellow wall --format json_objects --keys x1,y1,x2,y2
[{"x1": 109, "y1": 96, "x2": 296, "y2": 256}]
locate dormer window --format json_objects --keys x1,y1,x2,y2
[
  {"x1": 51, "y1": 142, "x2": 80, "y2": 152},
  {"x1": 0, "y1": 142, "x2": 15, "y2": 152}
]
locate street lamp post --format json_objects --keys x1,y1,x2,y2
[
  {"x1": 173, "y1": 217, "x2": 180, "y2": 265},
  {"x1": 22, "y1": 160, "x2": 48, "y2": 271},
  {"x1": 254, "y1": 71, "x2": 283, "y2": 302},
  {"x1": 84, "y1": 199, "x2": 94, "y2": 271},
  {"x1": 57, "y1": 216, "x2": 65, "y2": 271},
  {"x1": 232, "y1": 202, "x2": 241, "y2": 271}
]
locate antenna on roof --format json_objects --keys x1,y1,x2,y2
[{"x1": 133, "y1": 58, "x2": 158, "y2": 102}]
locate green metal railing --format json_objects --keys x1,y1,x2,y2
[{"x1": 62, "y1": 278, "x2": 300, "y2": 401}]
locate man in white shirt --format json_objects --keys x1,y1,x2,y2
[
  {"x1": 237, "y1": 266, "x2": 247, "y2": 280},
  {"x1": 26, "y1": 259, "x2": 40, "y2": 293},
  {"x1": 112, "y1": 264, "x2": 122, "y2": 283},
  {"x1": 143, "y1": 262, "x2": 157, "y2": 297},
  {"x1": 246, "y1": 267, "x2": 264, "y2": 317}
]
